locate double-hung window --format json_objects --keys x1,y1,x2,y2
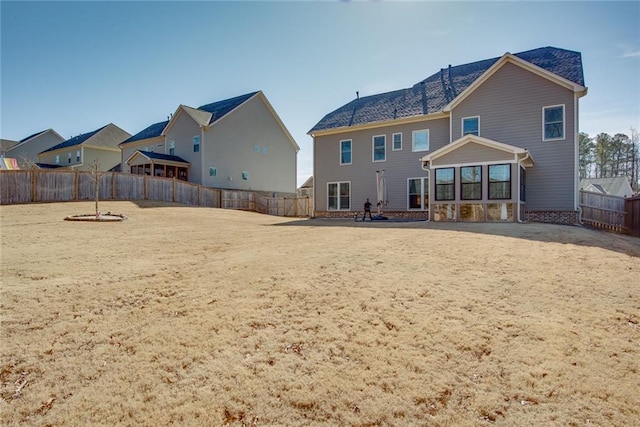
[
  {"x1": 68, "y1": 153, "x2": 72, "y2": 163},
  {"x1": 488, "y1": 164, "x2": 511, "y2": 199},
  {"x1": 372, "y1": 135, "x2": 386, "y2": 162},
  {"x1": 462, "y1": 117, "x2": 479, "y2": 136},
  {"x1": 327, "y1": 182, "x2": 350, "y2": 210},
  {"x1": 392, "y1": 133, "x2": 402, "y2": 151},
  {"x1": 340, "y1": 140, "x2": 352, "y2": 165},
  {"x1": 55, "y1": 155, "x2": 60, "y2": 164},
  {"x1": 76, "y1": 150, "x2": 81, "y2": 162},
  {"x1": 168, "y1": 140, "x2": 175, "y2": 156},
  {"x1": 543, "y1": 105, "x2": 565, "y2": 140},
  {"x1": 435, "y1": 168, "x2": 455, "y2": 201},
  {"x1": 193, "y1": 135, "x2": 201, "y2": 152},
  {"x1": 412, "y1": 129, "x2": 429, "y2": 152},
  {"x1": 460, "y1": 166, "x2": 482, "y2": 200}
]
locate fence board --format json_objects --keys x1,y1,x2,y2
[
  {"x1": 0, "y1": 170, "x2": 309, "y2": 217},
  {"x1": 625, "y1": 196, "x2": 640, "y2": 237},
  {"x1": 579, "y1": 190, "x2": 627, "y2": 233}
]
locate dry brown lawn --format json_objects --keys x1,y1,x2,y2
[{"x1": 1, "y1": 201, "x2": 639, "y2": 426}]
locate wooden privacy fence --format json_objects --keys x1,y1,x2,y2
[
  {"x1": 0, "y1": 170, "x2": 311, "y2": 217},
  {"x1": 625, "y1": 196, "x2": 640, "y2": 237},
  {"x1": 579, "y1": 190, "x2": 632, "y2": 234}
]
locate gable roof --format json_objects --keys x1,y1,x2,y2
[
  {"x1": 125, "y1": 150, "x2": 189, "y2": 166},
  {"x1": 121, "y1": 120, "x2": 169, "y2": 145},
  {"x1": 309, "y1": 46, "x2": 585, "y2": 134},
  {"x1": 420, "y1": 134, "x2": 534, "y2": 167},
  {"x1": 198, "y1": 91, "x2": 259, "y2": 125},
  {"x1": 41, "y1": 123, "x2": 129, "y2": 154},
  {"x1": 41, "y1": 125, "x2": 108, "y2": 153},
  {"x1": 579, "y1": 177, "x2": 634, "y2": 197}
]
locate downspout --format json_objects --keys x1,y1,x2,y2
[
  {"x1": 574, "y1": 92, "x2": 583, "y2": 224},
  {"x1": 421, "y1": 159, "x2": 431, "y2": 222},
  {"x1": 200, "y1": 126, "x2": 205, "y2": 186}
]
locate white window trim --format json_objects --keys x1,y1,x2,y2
[
  {"x1": 542, "y1": 104, "x2": 565, "y2": 142},
  {"x1": 407, "y1": 175, "x2": 429, "y2": 211},
  {"x1": 372, "y1": 135, "x2": 386, "y2": 162},
  {"x1": 392, "y1": 132, "x2": 402, "y2": 151},
  {"x1": 412, "y1": 129, "x2": 430, "y2": 152},
  {"x1": 462, "y1": 116, "x2": 480, "y2": 137},
  {"x1": 327, "y1": 181, "x2": 351, "y2": 211},
  {"x1": 340, "y1": 139, "x2": 352, "y2": 165}
]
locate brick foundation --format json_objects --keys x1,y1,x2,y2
[
  {"x1": 524, "y1": 210, "x2": 578, "y2": 225},
  {"x1": 314, "y1": 211, "x2": 429, "y2": 220}
]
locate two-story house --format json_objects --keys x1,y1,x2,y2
[
  {"x1": 3, "y1": 129, "x2": 65, "y2": 168},
  {"x1": 38, "y1": 123, "x2": 131, "y2": 171},
  {"x1": 309, "y1": 46, "x2": 587, "y2": 224},
  {"x1": 120, "y1": 91, "x2": 299, "y2": 195}
]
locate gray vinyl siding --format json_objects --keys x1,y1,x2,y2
[
  {"x1": 165, "y1": 112, "x2": 203, "y2": 184},
  {"x1": 314, "y1": 117, "x2": 449, "y2": 212},
  {"x1": 9, "y1": 131, "x2": 65, "y2": 168},
  {"x1": 451, "y1": 62, "x2": 576, "y2": 211},
  {"x1": 203, "y1": 95, "x2": 297, "y2": 194},
  {"x1": 432, "y1": 143, "x2": 515, "y2": 166},
  {"x1": 120, "y1": 137, "x2": 165, "y2": 173}
]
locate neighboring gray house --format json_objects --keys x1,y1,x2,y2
[
  {"x1": 580, "y1": 177, "x2": 634, "y2": 198},
  {"x1": 38, "y1": 123, "x2": 131, "y2": 171},
  {"x1": 309, "y1": 46, "x2": 587, "y2": 224},
  {"x1": 4, "y1": 129, "x2": 65, "y2": 168},
  {"x1": 121, "y1": 91, "x2": 299, "y2": 194}
]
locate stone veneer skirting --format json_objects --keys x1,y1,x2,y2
[
  {"x1": 524, "y1": 210, "x2": 579, "y2": 225},
  {"x1": 315, "y1": 210, "x2": 579, "y2": 225}
]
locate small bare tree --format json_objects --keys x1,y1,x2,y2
[{"x1": 88, "y1": 159, "x2": 102, "y2": 217}]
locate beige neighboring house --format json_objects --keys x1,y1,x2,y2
[
  {"x1": 579, "y1": 177, "x2": 634, "y2": 198},
  {"x1": 38, "y1": 123, "x2": 131, "y2": 171},
  {"x1": 4, "y1": 129, "x2": 65, "y2": 168},
  {"x1": 120, "y1": 91, "x2": 299, "y2": 194}
]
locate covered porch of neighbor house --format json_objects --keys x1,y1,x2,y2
[
  {"x1": 126, "y1": 150, "x2": 190, "y2": 181},
  {"x1": 420, "y1": 135, "x2": 535, "y2": 222}
]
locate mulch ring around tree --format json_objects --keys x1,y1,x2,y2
[{"x1": 64, "y1": 212, "x2": 127, "y2": 222}]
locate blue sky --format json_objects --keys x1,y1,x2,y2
[{"x1": 1, "y1": 1, "x2": 639, "y2": 186}]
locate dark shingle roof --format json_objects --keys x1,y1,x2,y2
[
  {"x1": 121, "y1": 121, "x2": 168, "y2": 145},
  {"x1": 20, "y1": 130, "x2": 48, "y2": 143},
  {"x1": 198, "y1": 91, "x2": 259, "y2": 124},
  {"x1": 137, "y1": 150, "x2": 189, "y2": 163},
  {"x1": 42, "y1": 125, "x2": 107, "y2": 153},
  {"x1": 310, "y1": 47, "x2": 585, "y2": 133}
]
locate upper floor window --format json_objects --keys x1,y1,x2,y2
[
  {"x1": 76, "y1": 150, "x2": 81, "y2": 162},
  {"x1": 460, "y1": 166, "x2": 482, "y2": 200},
  {"x1": 340, "y1": 140, "x2": 352, "y2": 165},
  {"x1": 209, "y1": 167, "x2": 217, "y2": 177},
  {"x1": 55, "y1": 154, "x2": 60, "y2": 164},
  {"x1": 435, "y1": 167, "x2": 455, "y2": 201},
  {"x1": 242, "y1": 171, "x2": 249, "y2": 180},
  {"x1": 392, "y1": 133, "x2": 402, "y2": 151},
  {"x1": 489, "y1": 164, "x2": 511, "y2": 199},
  {"x1": 543, "y1": 105, "x2": 565, "y2": 141},
  {"x1": 372, "y1": 135, "x2": 386, "y2": 162},
  {"x1": 193, "y1": 135, "x2": 201, "y2": 152},
  {"x1": 412, "y1": 129, "x2": 429, "y2": 152},
  {"x1": 462, "y1": 116, "x2": 479, "y2": 136},
  {"x1": 68, "y1": 152, "x2": 72, "y2": 163},
  {"x1": 168, "y1": 140, "x2": 175, "y2": 156}
]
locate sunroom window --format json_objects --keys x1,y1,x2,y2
[
  {"x1": 488, "y1": 164, "x2": 511, "y2": 199},
  {"x1": 435, "y1": 168, "x2": 455, "y2": 201}
]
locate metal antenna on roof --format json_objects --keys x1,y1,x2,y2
[{"x1": 356, "y1": 91, "x2": 359, "y2": 100}]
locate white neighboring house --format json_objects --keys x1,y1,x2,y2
[
  {"x1": 579, "y1": 177, "x2": 634, "y2": 198},
  {"x1": 120, "y1": 91, "x2": 299, "y2": 195}
]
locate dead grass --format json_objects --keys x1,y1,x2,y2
[{"x1": 1, "y1": 201, "x2": 638, "y2": 426}]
